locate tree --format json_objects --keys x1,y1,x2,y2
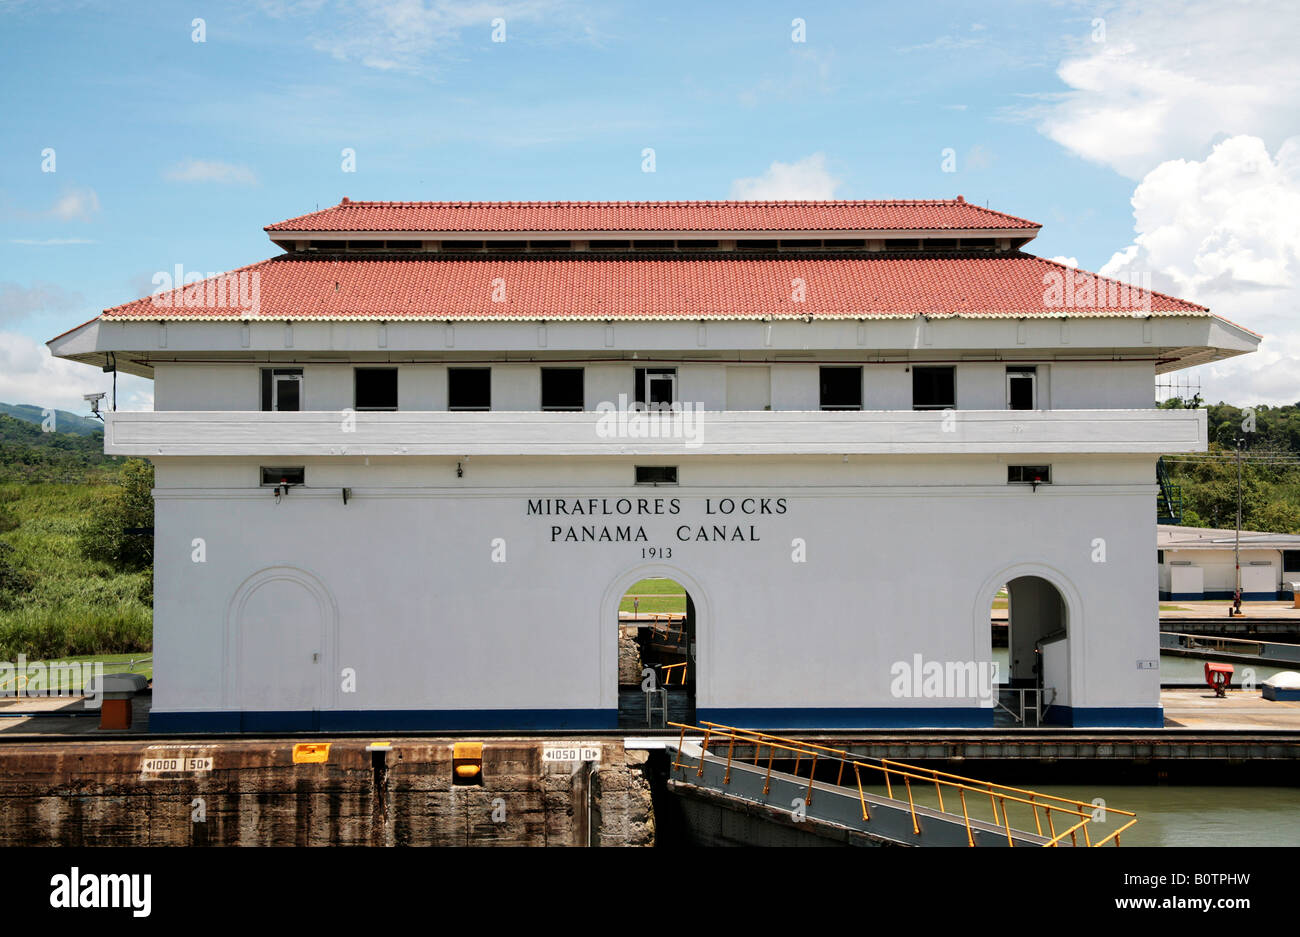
[{"x1": 79, "y1": 458, "x2": 154, "y2": 572}]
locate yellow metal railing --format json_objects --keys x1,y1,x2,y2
[
  {"x1": 668, "y1": 721, "x2": 1137, "y2": 847},
  {"x1": 659, "y1": 662, "x2": 688, "y2": 685}
]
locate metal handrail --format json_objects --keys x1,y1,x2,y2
[
  {"x1": 659, "y1": 662, "x2": 688, "y2": 685},
  {"x1": 668, "y1": 721, "x2": 1136, "y2": 847}
]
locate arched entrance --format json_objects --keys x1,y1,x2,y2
[
  {"x1": 601, "y1": 565, "x2": 708, "y2": 730},
  {"x1": 978, "y1": 566, "x2": 1076, "y2": 725}
]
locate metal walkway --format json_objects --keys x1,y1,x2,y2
[{"x1": 667, "y1": 722, "x2": 1137, "y2": 847}]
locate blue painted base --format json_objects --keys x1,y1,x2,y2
[
  {"x1": 697, "y1": 707, "x2": 996, "y2": 728},
  {"x1": 1263, "y1": 687, "x2": 1300, "y2": 701},
  {"x1": 1042, "y1": 706, "x2": 1164, "y2": 728},
  {"x1": 149, "y1": 705, "x2": 1166, "y2": 732}
]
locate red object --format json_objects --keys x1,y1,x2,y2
[
  {"x1": 264, "y1": 198, "x2": 1043, "y2": 233},
  {"x1": 1205, "y1": 661, "x2": 1234, "y2": 698},
  {"x1": 100, "y1": 253, "x2": 1207, "y2": 323},
  {"x1": 99, "y1": 699, "x2": 132, "y2": 730}
]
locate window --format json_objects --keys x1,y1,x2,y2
[
  {"x1": 541, "y1": 367, "x2": 584, "y2": 410},
  {"x1": 1007, "y1": 366, "x2": 1036, "y2": 410},
  {"x1": 1008, "y1": 465, "x2": 1051, "y2": 485},
  {"x1": 448, "y1": 368, "x2": 491, "y2": 410},
  {"x1": 260, "y1": 467, "x2": 305, "y2": 486},
  {"x1": 819, "y1": 366, "x2": 863, "y2": 410},
  {"x1": 913, "y1": 366, "x2": 955, "y2": 410},
  {"x1": 1284, "y1": 550, "x2": 1300, "y2": 572},
  {"x1": 261, "y1": 368, "x2": 303, "y2": 411},
  {"x1": 1158, "y1": 550, "x2": 1165, "y2": 564},
  {"x1": 634, "y1": 368, "x2": 677, "y2": 410},
  {"x1": 635, "y1": 466, "x2": 678, "y2": 486},
  {"x1": 355, "y1": 368, "x2": 398, "y2": 410}
]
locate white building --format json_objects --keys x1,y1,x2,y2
[
  {"x1": 48, "y1": 198, "x2": 1259, "y2": 731},
  {"x1": 1158, "y1": 525, "x2": 1300, "y2": 601}
]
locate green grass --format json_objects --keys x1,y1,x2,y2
[
  {"x1": 619, "y1": 577, "x2": 686, "y2": 613},
  {"x1": 0, "y1": 651, "x2": 152, "y2": 693},
  {"x1": 0, "y1": 482, "x2": 151, "y2": 658}
]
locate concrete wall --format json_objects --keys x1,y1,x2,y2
[
  {"x1": 0, "y1": 739, "x2": 653, "y2": 846},
  {"x1": 1160, "y1": 548, "x2": 1285, "y2": 598},
  {"x1": 149, "y1": 359, "x2": 1153, "y2": 413},
  {"x1": 149, "y1": 453, "x2": 1162, "y2": 729}
]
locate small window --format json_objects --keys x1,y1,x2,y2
[
  {"x1": 1008, "y1": 465, "x2": 1051, "y2": 485},
  {"x1": 442, "y1": 241, "x2": 485, "y2": 252},
  {"x1": 736, "y1": 239, "x2": 779, "y2": 251},
  {"x1": 541, "y1": 368, "x2": 584, "y2": 410},
  {"x1": 261, "y1": 467, "x2": 305, "y2": 486},
  {"x1": 386, "y1": 240, "x2": 423, "y2": 250},
  {"x1": 634, "y1": 368, "x2": 677, "y2": 410},
  {"x1": 635, "y1": 466, "x2": 678, "y2": 486},
  {"x1": 355, "y1": 368, "x2": 398, "y2": 410},
  {"x1": 1284, "y1": 550, "x2": 1300, "y2": 572},
  {"x1": 819, "y1": 366, "x2": 863, "y2": 410},
  {"x1": 449, "y1": 367, "x2": 491, "y2": 410},
  {"x1": 347, "y1": 240, "x2": 386, "y2": 251},
  {"x1": 1007, "y1": 366, "x2": 1036, "y2": 411},
  {"x1": 261, "y1": 368, "x2": 303, "y2": 412},
  {"x1": 913, "y1": 366, "x2": 955, "y2": 410},
  {"x1": 1158, "y1": 550, "x2": 1165, "y2": 564},
  {"x1": 632, "y1": 240, "x2": 675, "y2": 251}
]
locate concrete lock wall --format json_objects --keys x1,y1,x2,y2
[
  {"x1": 0, "y1": 740, "x2": 654, "y2": 846},
  {"x1": 1160, "y1": 548, "x2": 1284, "y2": 599},
  {"x1": 149, "y1": 453, "x2": 1161, "y2": 730}
]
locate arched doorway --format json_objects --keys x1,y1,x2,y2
[
  {"x1": 981, "y1": 569, "x2": 1073, "y2": 725},
  {"x1": 615, "y1": 576, "x2": 696, "y2": 728}
]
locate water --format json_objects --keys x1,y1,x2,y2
[{"x1": 991, "y1": 648, "x2": 1294, "y2": 687}]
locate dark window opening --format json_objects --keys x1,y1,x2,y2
[
  {"x1": 634, "y1": 368, "x2": 677, "y2": 409},
  {"x1": 823, "y1": 239, "x2": 867, "y2": 249},
  {"x1": 632, "y1": 240, "x2": 675, "y2": 251},
  {"x1": 1158, "y1": 550, "x2": 1165, "y2": 564},
  {"x1": 448, "y1": 367, "x2": 491, "y2": 410},
  {"x1": 355, "y1": 368, "x2": 398, "y2": 410},
  {"x1": 589, "y1": 240, "x2": 631, "y2": 251},
  {"x1": 483, "y1": 240, "x2": 528, "y2": 252},
  {"x1": 529, "y1": 240, "x2": 571, "y2": 251},
  {"x1": 541, "y1": 367, "x2": 584, "y2": 410},
  {"x1": 682, "y1": 239, "x2": 720, "y2": 249},
  {"x1": 923, "y1": 238, "x2": 959, "y2": 250},
  {"x1": 386, "y1": 240, "x2": 422, "y2": 250},
  {"x1": 442, "y1": 241, "x2": 485, "y2": 252},
  {"x1": 261, "y1": 368, "x2": 303, "y2": 412},
  {"x1": 635, "y1": 466, "x2": 678, "y2": 486},
  {"x1": 736, "y1": 239, "x2": 779, "y2": 251},
  {"x1": 1007, "y1": 365, "x2": 1036, "y2": 411},
  {"x1": 1284, "y1": 550, "x2": 1300, "y2": 572},
  {"x1": 819, "y1": 366, "x2": 863, "y2": 410},
  {"x1": 1008, "y1": 465, "x2": 1051, "y2": 485},
  {"x1": 347, "y1": 240, "x2": 385, "y2": 251},
  {"x1": 913, "y1": 366, "x2": 955, "y2": 410},
  {"x1": 261, "y1": 467, "x2": 305, "y2": 487}
]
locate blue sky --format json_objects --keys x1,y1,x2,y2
[{"x1": 3, "y1": 0, "x2": 1298, "y2": 410}]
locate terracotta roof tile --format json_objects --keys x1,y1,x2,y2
[
  {"x1": 102, "y1": 252, "x2": 1208, "y2": 322},
  {"x1": 265, "y1": 198, "x2": 1041, "y2": 233}
]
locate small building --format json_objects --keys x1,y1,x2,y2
[
  {"x1": 47, "y1": 198, "x2": 1260, "y2": 731},
  {"x1": 1158, "y1": 524, "x2": 1300, "y2": 601}
]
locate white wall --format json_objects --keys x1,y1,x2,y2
[{"x1": 150, "y1": 453, "x2": 1161, "y2": 724}]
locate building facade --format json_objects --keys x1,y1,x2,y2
[
  {"x1": 1159, "y1": 525, "x2": 1300, "y2": 601},
  {"x1": 48, "y1": 199, "x2": 1259, "y2": 731}
]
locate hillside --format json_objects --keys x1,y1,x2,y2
[
  {"x1": 0, "y1": 412, "x2": 122, "y2": 484},
  {"x1": 0, "y1": 402, "x2": 107, "y2": 436}
]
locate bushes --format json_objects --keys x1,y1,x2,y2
[
  {"x1": 0, "y1": 601, "x2": 152, "y2": 659},
  {"x1": 78, "y1": 459, "x2": 154, "y2": 571}
]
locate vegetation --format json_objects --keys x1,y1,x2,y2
[
  {"x1": 0, "y1": 412, "x2": 152, "y2": 658},
  {"x1": 1160, "y1": 399, "x2": 1300, "y2": 534}
]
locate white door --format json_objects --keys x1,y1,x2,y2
[{"x1": 237, "y1": 578, "x2": 323, "y2": 711}]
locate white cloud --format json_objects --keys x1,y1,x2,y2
[
  {"x1": 0, "y1": 333, "x2": 152, "y2": 413},
  {"x1": 0, "y1": 281, "x2": 83, "y2": 325},
  {"x1": 1100, "y1": 135, "x2": 1300, "y2": 405},
  {"x1": 165, "y1": 159, "x2": 258, "y2": 185},
  {"x1": 47, "y1": 186, "x2": 100, "y2": 222},
  {"x1": 730, "y1": 153, "x2": 841, "y2": 200},
  {"x1": 284, "y1": 0, "x2": 580, "y2": 73},
  {"x1": 1048, "y1": 256, "x2": 1078, "y2": 268},
  {"x1": 1037, "y1": 0, "x2": 1300, "y2": 178}
]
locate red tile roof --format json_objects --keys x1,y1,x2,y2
[
  {"x1": 265, "y1": 198, "x2": 1041, "y2": 233},
  {"x1": 102, "y1": 253, "x2": 1208, "y2": 321}
]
